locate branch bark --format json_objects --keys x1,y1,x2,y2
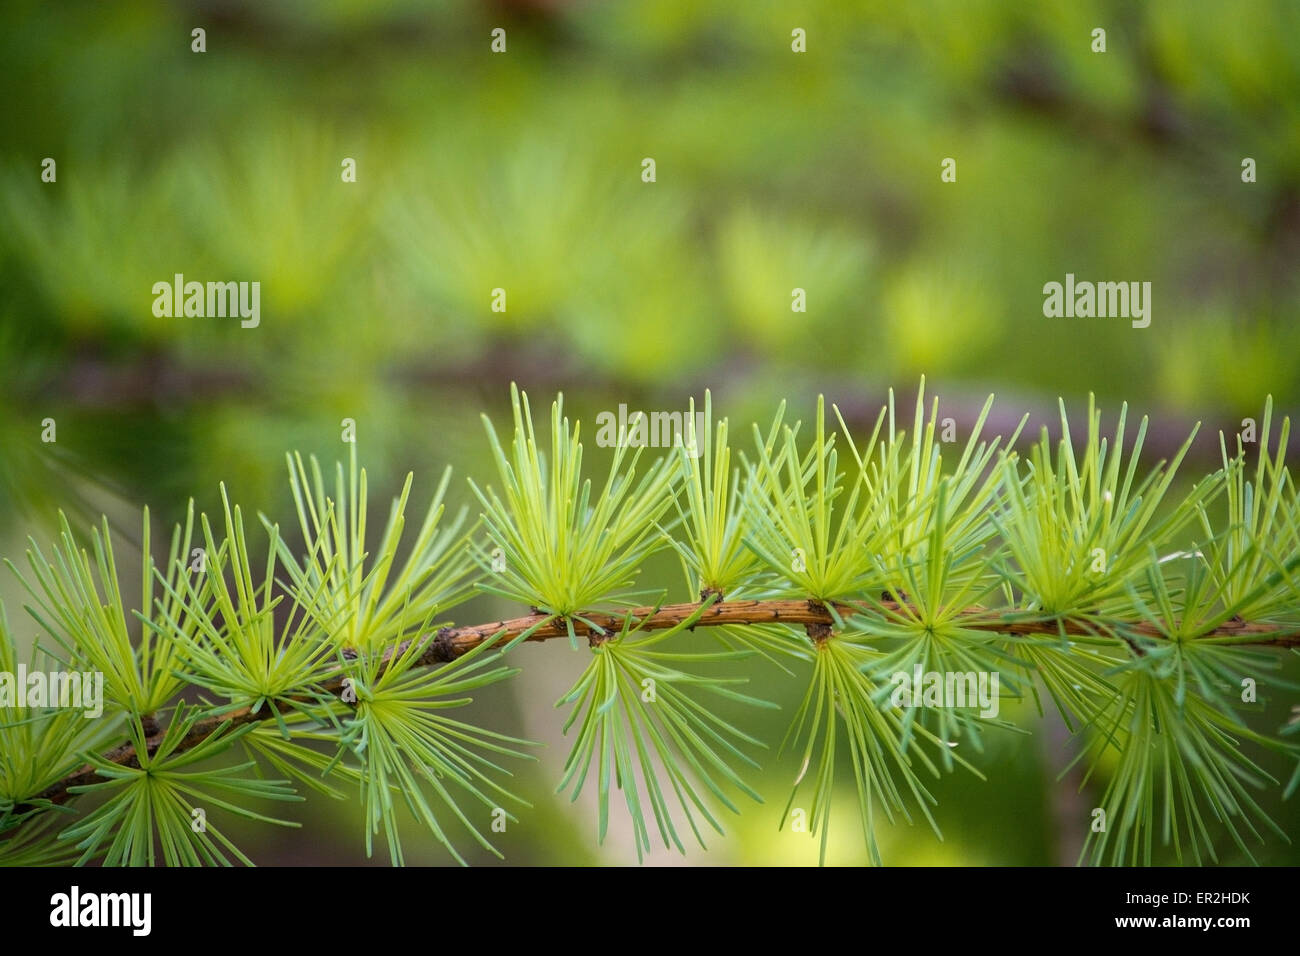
[{"x1": 25, "y1": 597, "x2": 1300, "y2": 810}]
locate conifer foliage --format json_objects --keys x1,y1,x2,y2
[{"x1": 2, "y1": 382, "x2": 1299, "y2": 866}]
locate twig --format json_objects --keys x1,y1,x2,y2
[{"x1": 25, "y1": 598, "x2": 1300, "y2": 810}]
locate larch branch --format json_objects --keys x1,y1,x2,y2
[{"x1": 26, "y1": 597, "x2": 1300, "y2": 810}]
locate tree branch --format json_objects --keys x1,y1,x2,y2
[{"x1": 25, "y1": 598, "x2": 1300, "y2": 811}]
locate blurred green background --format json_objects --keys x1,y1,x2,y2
[{"x1": 2, "y1": 0, "x2": 1299, "y2": 865}]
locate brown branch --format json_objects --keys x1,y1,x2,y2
[
  {"x1": 25, "y1": 349, "x2": 1297, "y2": 468},
  {"x1": 24, "y1": 598, "x2": 1300, "y2": 811}
]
